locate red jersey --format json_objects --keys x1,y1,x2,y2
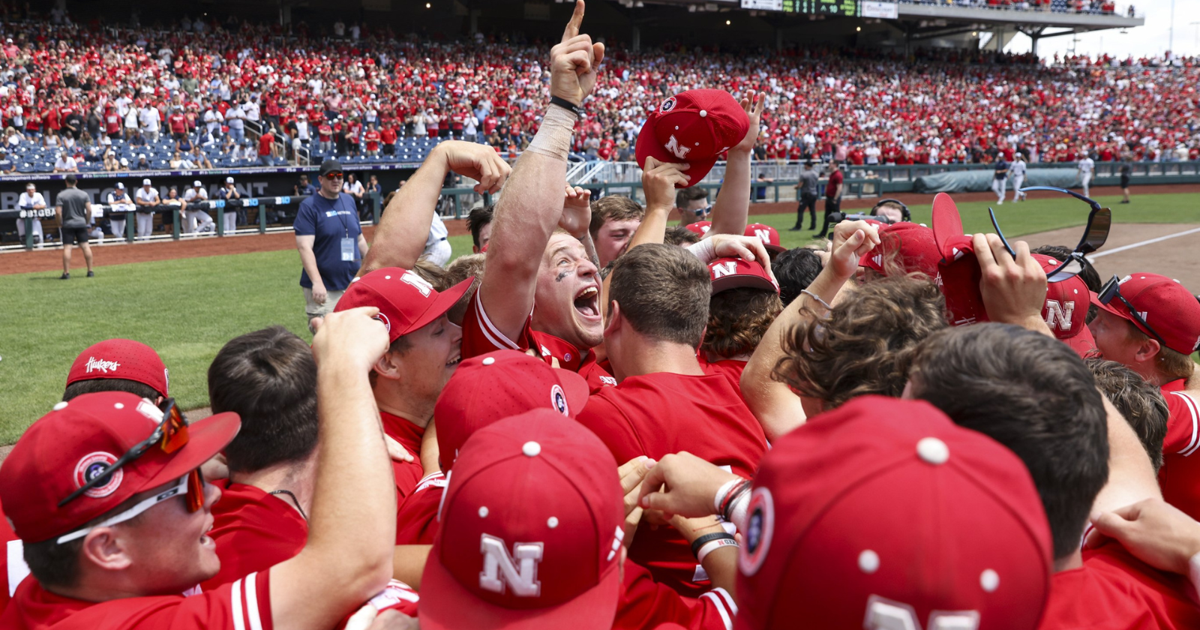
[
  {"x1": 460, "y1": 293, "x2": 616, "y2": 394},
  {"x1": 616, "y1": 562, "x2": 736, "y2": 630},
  {"x1": 576, "y1": 372, "x2": 767, "y2": 596},
  {"x1": 0, "y1": 571, "x2": 272, "y2": 630},
  {"x1": 1037, "y1": 543, "x2": 1200, "y2": 629},
  {"x1": 697, "y1": 357, "x2": 746, "y2": 389},
  {"x1": 364, "y1": 130, "x2": 380, "y2": 152},
  {"x1": 394, "y1": 473, "x2": 446, "y2": 545},
  {"x1": 380, "y1": 412, "x2": 427, "y2": 502},
  {"x1": 825, "y1": 170, "x2": 843, "y2": 197},
  {"x1": 202, "y1": 481, "x2": 307, "y2": 591},
  {"x1": 1157, "y1": 380, "x2": 1200, "y2": 520},
  {"x1": 168, "y1": 114, "x2": 186, "y2": 134},
  {"x1": 0, "y1": 497, "x2": 23, "y2": 615}
]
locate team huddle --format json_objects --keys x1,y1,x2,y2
[{"x1": 4, "y1": 3, "x2": 1200, "y2": 629}]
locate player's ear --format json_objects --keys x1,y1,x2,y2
[
  {"x1": 1132, "y1": 336, "x2": 1161, "y2": 366},
  {"x1": 81, "y1": 527, "x2": 134, "y2": 573},
  {"x1": 604, "y1": 301, "x2": 622, "y2": 339}
]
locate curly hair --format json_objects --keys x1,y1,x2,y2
[
  {"x1": 703, "y1": 288, "x2": 783, "y2": 359},
  {"x1": 773, "y1": 275, "x2": 947, "y2": 409}
]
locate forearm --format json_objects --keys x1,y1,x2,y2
[
  {"x1": 392, "y1": 545, "x2": 432, "y2": 588},
  {"x1": 627, "y1": 204, "x2": 672, "y2": 250},
  {"x1": 361, "y1": 147, "x2": 449, "y2": 272},
  {"x1": 700, "y1": 547, "x2": 738, "y2": 600},
  {"x1": 297, "y1": 245, "x2": 324, "y2": 287},
  {"x1": 709, "y1": 150, "x2": 750, "y2": 236},
  {"x1": 1092, "y1": 395, "x2": 1162, "y2": 515},
  {"x1": 358, "y1": 234, "x2": 369, "y2": 257}
]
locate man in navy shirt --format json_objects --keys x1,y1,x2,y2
[{"x1": 294, "y1": 158, "x2": 369, "y2": 332}]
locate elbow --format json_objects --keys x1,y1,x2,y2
[{"x1": 348, "y1": 555, "x2": 395, "y2": 602}]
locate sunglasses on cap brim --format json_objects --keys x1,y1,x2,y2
[
  {"x1": 58, "y1": 398, "x2": 191, "y2": 508},
  {"x1": 56, "y1": 469, "x2": 205, "y2": 544},
  {"x1": 1096, "y1": 275, "x2": 1169, "y2": 348},
  {"x1": 988, "y1": 186, "x2": 1111, "y2": 283}
]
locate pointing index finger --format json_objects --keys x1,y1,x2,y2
[{"x1": 562, "y1": 0, "x2": 585, "y2": 43}]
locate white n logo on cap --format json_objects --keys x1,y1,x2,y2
[
  {"x1": 864, "y1": 595, "x2": 980, "y2": 630},
  {"x1": 664, "y1": 135, "x2": 692, "y2": 160},
  {"x1": 712, "y1": 261, "x2": 737, "y2": 279},
  {"x1": 755, "y1": 229, "x2": 771, "y2": 244},
  {"x1": 479, "y1": 535, "x2": 543, "y2": 597},
  {"x1": 401, "y1": 271, "x2": 433, "y2": 297},
  {"x1": 1044, "y1": 300, "x2": 1075, "y2": 332}
]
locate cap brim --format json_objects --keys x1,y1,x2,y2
[
  {"x1": 142, "y1": 412, "x2": 241, "y2": 490},
  {"x1": 1090, "y1": 291, "x2": 1138, "y2": 325},
  {"x1": 399, "y1": 277, "x2": 475, "y2": 338},
  {"x1": 712, "y1": 274, "x2": 779, "y2": 295},
  {"x1": 418, "y1": 544, "x2": 620, "y2": 630},
  {"x1": 1062, "y1": 325, "x2": 1098, "y2": 358},
  {"x1": 635, "y1": 120, "x2": 717, "y2": 189},
  {"x1": 764, "y1": 244, "x2": 786, "y2": 255},
  {"x1": 931, "y1": 193, "x2": 964, "y2": 260}
]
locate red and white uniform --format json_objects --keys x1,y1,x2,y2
[
  {"x1": 0, "y1": 498, "x2": 23, "y2": 615},
  {"x1": 460, "y1": 293, "x2": 616, "y2": 394},
  {"x1": 1037, "y1": 542, "x2": 1200, "y2": 629},
  {"x1": 0, "y1": 571, "x2": 272, "y2": 630},
  {"x1": 616, "y1": 561, "x2": 736, "y2": 630},
  {"x1": 394, "y1": 473, "x2": 446, "y2": 545},
  {"x1": 202, "y1": 481, "x2": 308, "y2": 590},
  {"x1": 1157, "y1": 380, "x2": 1200, "y2": 520},
  {"x1": 576, "y1": 372, "x2": 767, "y2": 596},
  {"x1": 381, "y1": 412, "x2": 427, "y2": 503}
]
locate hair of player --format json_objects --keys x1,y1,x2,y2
[
  {"x1": 63, "y1": 377, "x2": 160, "y2": 403},
  {"x1": 466, "y1": 205, "x2": 495, "y2": 250},
  {"x1": 909, "y1": 324, "x2": 1109, "y2": 561},
  {"x1": 773, "y1": 247, "x2": 824, "y2": 306},
  {"x1": 1125, "y1": 322, "x2": 1196, "y2": 381},
  {"x1": 413, "y1": 258, "x2": 448, "y2": 290},
  {"x1": 589, "y1": 195, "x2": 644, "y2": 239},
  {"x1": 207, "y1": 326, "x2": 319, "y2": 474},
  {"x1": 703, "y1": 287, "x2": 783, "y2": 359},
  {"x1": 1087, "y1": 358, "x2": 1168, "y2": 473},
  {"x1": 444, "y1": 253, "x2": 485, "y2": 324},
  {"x1": 663, "y1": 225, "x2": 700, "y2": 247},
  {"x1": 674, "y1": 186, "x2": 708, "y2": 210},
  {"x1": 774, "y1": 275, "x2": 946, "y2": 408},
  {"x1": 607, "y1": 243, "x2": 710, "y2": 348}
]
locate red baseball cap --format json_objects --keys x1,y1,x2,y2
[
  {"x1": 859, "y1": 222, "x2": 941, "y2": 279},
  {"x1": 684, "y1": 220, "x2": 712, "y2": 237},
  {"x1": 434, "y1": 350, "x2": 589, "y2": 471},
  {"x1": 1033, "y1": 254, "x2": 1097, "y2": 358},
  {"x1": 708, "y1": 257, "x2": 779, "y2": 294},
  {"x1": 1091, "y1": 273, "x2": 1200, "y2": 355},
  {"x1": 931, "y1": 193, "x2": 989, "y2": 326},
  {"x1": 66, "y1": 339, "x2": 169, "y2": 398},
  {"x1": 0, "y1": 392, "x2": 240, "y2": 543},
  {"x1": 744, "y1": 223, "x2": 785, "y2": 255},
  {"x1": 420, "y1": 410, "x2": 624, "y2": 630},
  {"x1": 335, "y1": 267, "x2": 474, "y2": 343},
  {"x1": 636, "y1": 90, "x2": 749, "y2": 188},
  {"x1": 735, "y1": 396, "x2": 1052, "y2": 630}
]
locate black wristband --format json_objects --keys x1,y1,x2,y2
[
  {"x1": 690, "y1": 532, "x2": 736, "y2": 557},
  {"x1": 549, "y1": 95, "x2": 583, "y2": 117}
]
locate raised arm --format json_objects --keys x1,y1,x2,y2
[
  {"x1": 270, "y1": 307, "x2": 395, "y2": 630},
  {"x1": 361, "y1": 141, "x2": 508, "y2": 274},
  {"x1": 741, "y1": 221, "x2": 879, "y2": 440},
  {"x1": 477, "y1": 0, "x2": 603, "y2": 341},
  {"x1": 708, "y1": 90, "x2": 763, "y2": 237}
]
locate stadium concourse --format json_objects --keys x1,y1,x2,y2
[{"x1": 6, "y1": 2, "x2": 1200, "y2": 630}]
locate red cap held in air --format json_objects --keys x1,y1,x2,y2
[{"x1": 636, "y1": 90, "x2": 749, "y2": 188}]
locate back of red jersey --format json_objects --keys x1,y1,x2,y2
[
  {"x1": 1158, "y1": 381, "x2": 1200, "y2": 520},
  {"x1": 394, "y1": 473, "x2": 446, "y2": 545},
  {"x1": 202, "y1": 481, "x2": 308, "y2": 591}
]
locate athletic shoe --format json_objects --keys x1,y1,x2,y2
[
  {"x1": 86, "y1": 271, "x2": 94, "y2": 278},
  {"x1": 59, "y1": 273, "x2": 69, "y2": 280},
  {"x1": 788, "y1": 226, "x2": 803, "y2": 231}
]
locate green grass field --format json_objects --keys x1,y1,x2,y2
[{"x1": 0, "y1": 192, "x2": 1196, "y2": 444}]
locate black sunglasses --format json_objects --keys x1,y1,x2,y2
[
  {"x1": 988, "y1": 186, "x2": 1111, "y2": 283},
  {"x1": 58, "y1": 398, "x2": 190, "y2": 508},
  {"x1": 1096, "y1": 275, "x2": 1169, "y2": 348}
]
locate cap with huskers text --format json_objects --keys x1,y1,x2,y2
[
  {"x1": 735, "y1": 396, "x2": 1052, "y2": 630},
  {"x1": 420, "y1": 410, "x2": 624, "y2": 630},
  {"x1": 66, "y1": 339, "x2": 170, "y2": 398}
]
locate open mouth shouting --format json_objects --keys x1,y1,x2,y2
[{"x1": 574, "y1": 285, "x2": 601, "y2": 321}]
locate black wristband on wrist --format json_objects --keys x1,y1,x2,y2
[
  {"x1": 690, "y1": 532, "x2": 736, "y2": 557},
  {"x1": 549, "y1": 95, "x2": 583, "y2": 117}
]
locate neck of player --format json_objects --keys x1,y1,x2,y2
[
  {"x1": 611, "y1": 336, "x2": 706, "y2": 383},
  {"x1": 232, "y1": 455, "x2": 317, "y2": 518},
  {"x1": 374, "y1": 381, "x2": 435, "y2": 429}
]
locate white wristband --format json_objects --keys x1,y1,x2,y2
[
  {"x1": 729, "y1": 492, "x2": 751, "y2": 532},
  {"x1": 687, "y1": 238, "x2": 716, "y2": 264},
  {"x1": 697, "y1": 538, "x2": 739, "y2": 564},
  {"x1": 1189, "y1": 551, "x2": 1200, "y2": 606},
  {"x1": 713, "y1": 478, "x2": 742, "y2": 514},
  {"x1": 524, "y1": 105, "x2": 577, "y2": 162}
]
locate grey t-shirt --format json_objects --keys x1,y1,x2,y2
[
  {"x1": 798, "y1": 169, "x2": 820, "y2": 196},
  {"x1": 58, "y1": 187, "x2": 90, "y2": 228}
]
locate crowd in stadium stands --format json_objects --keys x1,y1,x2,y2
[
  {"x1": 898, "y1": 0, "x2": 1131, "y2": 16},
  {"x1": 0, "y1": 11, "x2": 1195, "y2": 176}
]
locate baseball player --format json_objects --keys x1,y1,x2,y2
[
  {"x1": 133, "y1": 178, "x2": 160, "y2": 240},
  {"x1": 182, "y1": 180, "x2": 215, "y2": 234},
  {"x1": 991, "y1": 154, "x2": 1009, "y2": 205},
  {"x1": 1077, "y1": 150, "x2": 1095, "y2": 197},
  {"x1": 215, "y1": 176, "x2": 241, "y2": 234},
  {"x1": 16, "y1": 183, "x2": 45, "y2": 247},
  {"x1": 105, "y1": 182, "x2": 134, "y2": 239},
  {"x1": 1010, "y1": 152, "x2": 1028, "y2": 202}
]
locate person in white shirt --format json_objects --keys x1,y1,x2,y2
[
  {"x1": 343, "y1": 173, "x2": 366, "y2": 219},
  {"x1": 203, "y1": 103, "x2": 223, "y2": 136},
  {"x1": 123, "y1": 105, "x2": 139, "y2": 140},
  {"x1": 17, "y1": 182, "x2": 46, "y2": 246},
  {"x1": 1078, "y1": 151, "x2": 1095, "y2": 197},
  {"x1": 423, "y1": 208, "x2": 451, "y2": 267},
  {"x1": 1010, "y1": 153, "x2": 1028, "y2": 202},
  {"x1": 53, "y1": 153, "x2": 78, "y2": 173},
  {"x1": 139, "y1": 105, "x2": 161, "y2": 142},
  {"x1": 181, "y1": 180, "x2": 215, "y2": 234},
  {"x1": 106, "y1": 182, "x2": 134, "y2": 238},
  {"x1": 134, "y1": 178, "x2": 160, "y2": 239}
]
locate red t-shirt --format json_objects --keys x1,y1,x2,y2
[
  {"x1": 258, "y1": 133, "x2": 274, "y2": 157},
  {"x1": 697, "y1": 357, "x2": 746, "y2": 390},
  {"x1": 460, "y1": 293, "x2": 616, "y2": 394},
  {"x1": 380, "y1": 412, "x2": 427, "y2": 503},
  {"x1": 576, "y1": 372, "x2": 767, "y2": 596},
  {"x1": 825, "y1": 170, "x2": 843, "y2": 198},
  {"x1": 168, "y1": 114, "x2": 187, "y2": 134},
  {"x1": 364, "y1": 130, "x2": 380, "y2": 152},
  {"x1": 394, "y1": 473, "x2": 446, "y2": 545},
  {"x1": 616, "y1": 562, "x2": 736, "y2": 630},
  {"x1": 1037, "y1": 543, "x2": 1200, "y2": 629},
  {"x1": 202, "y1": 481, "x2": 308, "y2": 591},
  {"x1": 1157, "y1": 380, "x2": 1200, "y2": 520},
  {"x1": 0, "y1": 571, "x2": 272, "y2": 630}
]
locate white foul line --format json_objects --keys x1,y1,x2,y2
[{"x1": 1087, "y1": 226, "x2": 1200, "y2": 260}]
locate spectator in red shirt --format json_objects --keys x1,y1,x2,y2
[
  {"x1": 380, "y1": 123, "x2": 397, "y2": 155},
  {"x1": 364, "y1": 124, "x2": 381, "y2": 156},
  {"x1": 167, "y1": 107, "x2": 188, "y2": 142},
  {"x1": 258, "y1": 125, "x2": 275, "y2": 166}
]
